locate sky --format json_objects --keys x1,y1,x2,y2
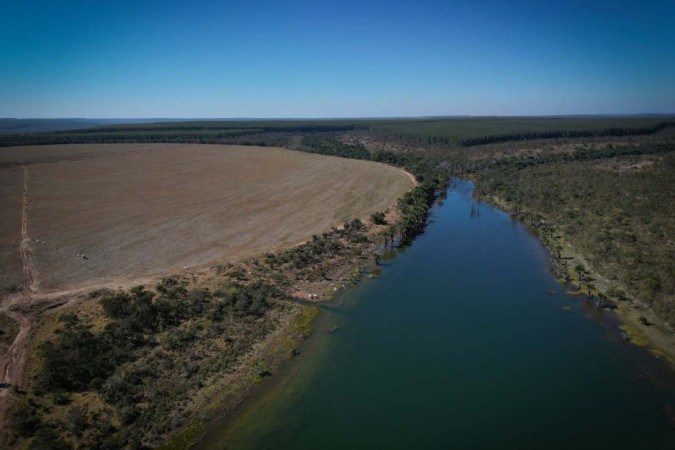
[{"x1": 1, "y1": 0, "x2": 674, "y2": 118}]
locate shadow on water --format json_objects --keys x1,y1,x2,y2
[{"x1": 196, "y1": 179, "x2": 675, "y2": 450}]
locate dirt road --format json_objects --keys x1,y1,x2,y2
[
  {"x1": 0, "y1": 167, "x2": 34, "y2": 420},
  {"x1": 20, "y1": 167, "x2": 33, "y2": 292}
]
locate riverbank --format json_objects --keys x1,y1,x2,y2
[
  {"x1": 192, "y1": 178, "x2": 675, "y2": 450},
  {"x1": 1, "y1": 166, "x2": 435, "y2": 449},
  {"x1": 160, "y1": 216, "x2": 403, "y2": 449},
  {"x1": 3, "y1": 216, "x2": 392, "y2": 448},
  {"x1": 166, "y1": 174, "x2": 441, "y2": 448},
  {"x1": 472, "y1": 187, "x2": 675, "y2": 368}
]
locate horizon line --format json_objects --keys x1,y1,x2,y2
[{"x1": 3, "y1": 113, "x2": 675, "y2": 121}]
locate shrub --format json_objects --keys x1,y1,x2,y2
[
  {"x1": 11, "y1": 404, "x2": 40, "y2": 437},
  {"x1": 370, "y1": 211, "x2": 386, "y2": 225}
]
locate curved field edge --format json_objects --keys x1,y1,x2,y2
[
  {"x1": 5, "y1": 195, "x2": 423, "y2": 449},
  {"x1": 1, "y1": 146, "x2": 438, "y2": 448},
  {"x1": 0, "y1": 144, "x2": 414, "y2": 294},
  {"x1": 162, "y1": 181, "x2": 442, "y2": 450}
]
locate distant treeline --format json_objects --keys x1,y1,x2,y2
[
  {"x1": 61, "y1": 123, "x2": 367, "y2": 134},
  {"x1": 0, "y1": 130, "x2": 307, "y2": 148},
  {"x1": 457, "y1": 121, "x2": 675, "y2": 146},
  {"x1": 299, "y1": 135, "x2": 446, "y2": 184},
  {"x1": 464, "y1": 141, "x2": 675, "y2": 173},
  {"x1": 370, "y1": 121, "x2": 675, "y2": 148},
  {"x1": 3, "y1": 118, "x2": 673, "y2": 149}
]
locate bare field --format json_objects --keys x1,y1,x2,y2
[
  {"x1": 0, "y1": 167, "x2": 23, "y2": 290},
  {"x1": 0, "y1": 143, "x2": 413, "y2": 292}
]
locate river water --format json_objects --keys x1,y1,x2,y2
[{"x1": 199, "y1": 179, "x2": 675, "y2": 450}]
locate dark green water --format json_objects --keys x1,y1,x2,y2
[{"x1": 201, "y1": 180, "x2": 675, "y2": 450}]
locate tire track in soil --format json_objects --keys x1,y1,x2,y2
[
  {"x1": 0, "y1": 167, "x2": 34, "y2": 422},
  {"x1": 20, "y1": 167, "x2": 34, "y2": 292}
]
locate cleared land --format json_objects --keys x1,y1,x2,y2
[
  {"x1": 0, "y1": 168, "x2": 23, "y2": 291},
  {"x1": 0, "y1": 143, "x2": 413, "y2": 292}
]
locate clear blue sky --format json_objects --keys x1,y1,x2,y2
[{"x1": 1, "y1": 0, "x2": 674, "y2": 118}]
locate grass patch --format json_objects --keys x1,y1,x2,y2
[
  {"x1": 291, "y1": 306, "x2": 320, "y2": 339},
  {"x1": 157, "y1": 419, "x2": 205, "y2": 450}
]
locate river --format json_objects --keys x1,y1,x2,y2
[{"x1": 198, "y1": 179, "x2": 675, "y2": 450}]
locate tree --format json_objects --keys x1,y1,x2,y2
[{"x1": 370, "y1": 211, "x2": 386, "y2": 225}]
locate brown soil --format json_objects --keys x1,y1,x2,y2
[
  {"x1": 0, "y1": 143, "x2": 413, "y2": 293},
  {"x1": 0, "y1": 167, "x2": 23, "y2": 291},
  {"x1": 20, "y1": 167, "x2": 34, "y2": 292},
  {"x1": 0, "y1": 143, "x2": 414, "y2": 426}
]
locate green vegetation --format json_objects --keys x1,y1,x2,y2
[
  {"x1": 370, "y1": 211, "x2": 386, "y2": 225},
  {"x1": 368, "y1": 117, "x2": 675, "y2": 146},
  {"x1": 18, "y1": 278, "x2": 285, "y2": 448},
  {"x1": 290, "y1": 306, "x2": 320, "y2": 339},
  {"x1": 472, "y1": 145, "x2": 674, "y2": 324},
  {"x1": 396, "y1": 182, "x2": 438, "y2": 243}
]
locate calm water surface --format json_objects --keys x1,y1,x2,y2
[{"x1": 200, "y1": 180, "x2": 675, "y2": 450}]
